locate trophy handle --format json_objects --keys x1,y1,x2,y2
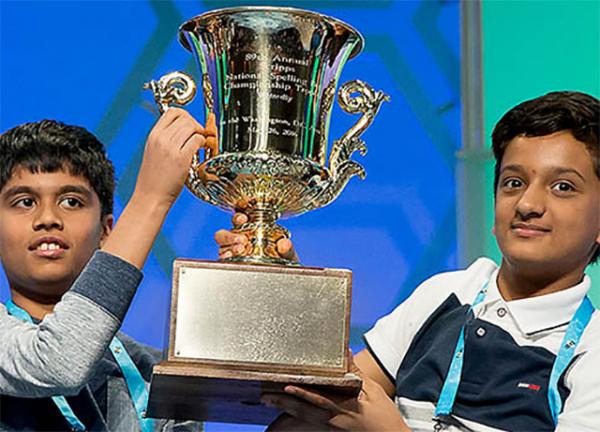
[
  {"x1": 144, "y1": 71, "x2": 220, "y2": 205},
  {"x1": 143, "y1": 71, "x2": 197, "y2": 114},
  {"x1": 316, "y1": 80, "x2": 389, "y2": 208}
]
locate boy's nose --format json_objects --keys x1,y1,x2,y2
[
  {"x1": 32, "y1": 205, "x2": 63, "y2": 230},
  {"x1": 515, "y1": 186, "x2": 546, "y2": 219}
]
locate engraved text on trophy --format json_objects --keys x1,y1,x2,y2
[{"x1": 221, "y1": 51, "x2": 317, "y2": 156}]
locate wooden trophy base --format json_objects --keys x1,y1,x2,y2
[{"x1": 147, "y1": 361, "x2": 361, "y2": 425}]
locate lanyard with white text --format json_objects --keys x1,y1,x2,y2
[
  {"x1": 547, "y1": 295, "x2": 594, "y2": 423},
  {"x1": 5, "y1": 300, "x2": 154, "y2": 432},
  {"x1": 432, "y1": 284, "x2": 594, "y2": 428}
]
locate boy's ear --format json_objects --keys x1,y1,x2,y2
[{"x1": 99, "y1": 214, "x2": 114, "y2": 247}]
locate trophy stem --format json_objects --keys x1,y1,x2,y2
[
  {"x1": 225, "y1": 202, "x2": 295, "y2": 266},
  {"x1": 248, "y1": 204, "x2": 278, "y2": 226}
]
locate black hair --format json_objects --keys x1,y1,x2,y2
[
  {"x1": 0, "y1": 120, "x2": 114, "y2": 217},
  {"x1": 491, "y1": 91, "x2": 600, "y2": 263}
]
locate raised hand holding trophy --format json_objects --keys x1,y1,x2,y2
[{"x1": 144, "y1": 7, "x2": 388, "y2": 425}]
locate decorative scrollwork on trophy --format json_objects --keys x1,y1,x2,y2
[{"x1": 143, "y1": 71, "x2": 197, "y2": 114}]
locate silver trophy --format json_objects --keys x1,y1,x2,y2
[{"x1": 145, "y1": 7, "x2": 388, "y2": 425}]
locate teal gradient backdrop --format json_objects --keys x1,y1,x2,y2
[{"x1": 481, "y1": 0, "x2": 600, "y2": 306}]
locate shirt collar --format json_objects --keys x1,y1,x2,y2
[{"x1": 482, "y1": 269, "x2": 590, "y2": 335}]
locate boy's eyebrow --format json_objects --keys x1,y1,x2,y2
[
  {"x1": 1, "y1": 185, "x2": 37, "y2": 198},
  {"x1": 1, "y1": 185, "x2": 94, "y2": 199},
  {"x1": 57, "y1": 185, "x2": 94, "y2": 198},
  {"x1": 500, "y1": 164, "x2": 586, "y2": 182},
  {"x1": 551, "y1": 167, "x2": 586, "y2": 182},
  {"x1": 499, "y1": 164, "x2": 526, "y2": 175}
]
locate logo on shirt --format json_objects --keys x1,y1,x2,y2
[{"x1": 518, "y1": 382, "x2": 541, "y2": 391}]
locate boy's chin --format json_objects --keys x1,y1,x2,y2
[
  {"x1": 24, "y1": 272, "x2": 76, "y2": 298},
  {"x1": 502, "y1": 250, "x2": 575, "y2": 275}
]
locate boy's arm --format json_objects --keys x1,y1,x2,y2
[
  {"x1": 0, "y1": 108, "x2": 210, "y2": 397},
  {"x1": 0, "y1": 251, "x2": 141, "y2": 397},
  {"x1": 263, "y1": 354, "x2": 409, "y2": 431},
  {"x1": 101, "y1": 109, "x2": 212, "y2": 268},
  {"x1": 354, "y1": 349, "x2": 396, "y2": 396}
]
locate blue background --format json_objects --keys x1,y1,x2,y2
[{"x1": 0, "y1": 1, "x2": 460, "y2": 429}]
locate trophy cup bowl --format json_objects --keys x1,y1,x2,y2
[{"x1": 144, "y1": 7, "x2": 388, "y2": 425}]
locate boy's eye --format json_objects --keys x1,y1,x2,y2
[
  {"x1": 59, "y1": 197, "x2": 83, "y2": 209},
  {"x1": 551, "y1": 182, "x2": 575, "y2": 193},
  {"x1": 14, "y1": 197, "x2": 35, "y2": 208},
  {"x1": 502, "y1": 178, "x2": 523, "y2": 189}
]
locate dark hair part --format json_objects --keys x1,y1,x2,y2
[
  {"x1": 491, "y1": 91, "x2": 600, "y2": 263},
  {"x1": 0, "y1": 120, "x2": 115, "y2": 217}
]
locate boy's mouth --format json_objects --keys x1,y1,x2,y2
[
  {"x1": 29, "y1": 237, "x2": 69, "y2": 258},
  {"x1": 511, "y1": 222, "x2": 551, "y2": 238}
]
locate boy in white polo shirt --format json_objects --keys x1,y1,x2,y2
[{"x1": 217, "y1": 91, "x2": 600, "y2": 431}]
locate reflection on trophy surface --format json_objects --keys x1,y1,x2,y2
[{"x1": 144, "y1": 7, "x2": 388, "y2": 425}]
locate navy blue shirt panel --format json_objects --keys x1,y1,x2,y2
[
  {"x1": 395, "y1": 293, "x2": 571, "y2": 431},
  {"x1": 395, "y1": 293, "x2": 470, "y2": 404}
]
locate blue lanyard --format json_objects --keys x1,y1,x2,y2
[
  {"x1": 109, "y1": 337, "x2": 154, "y2": 432},
  {"x1": 5, "y1": 300, "x2": 154, "y2": 432},
  {"x1": 434, "y1": 283, "x2": 594, "y2": 427},
  {"x1": 434, "y1": 282, "x2": 488, "y2": 421},
  {"x1": 547, "y1": 295, "x2": 594, "y2": 423}
]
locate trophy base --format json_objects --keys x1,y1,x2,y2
[
  {"x1": 146, "y1": 361, "x2": 361, "y2": 425},
  {"x1": 149, "y1": 258, "x2": 357, "y2": 425}
]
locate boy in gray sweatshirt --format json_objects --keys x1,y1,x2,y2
[{"x1": 0, "y1": 109, "x2": 213, "y2": 431}]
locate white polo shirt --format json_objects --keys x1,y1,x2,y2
[{"x1": 364, "y1": 258, "x2": 600, "y2": 432}]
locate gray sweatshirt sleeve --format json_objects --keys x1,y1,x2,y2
[{"x1": 0, "y1": 250, "x2": 142, "y2": 397}]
